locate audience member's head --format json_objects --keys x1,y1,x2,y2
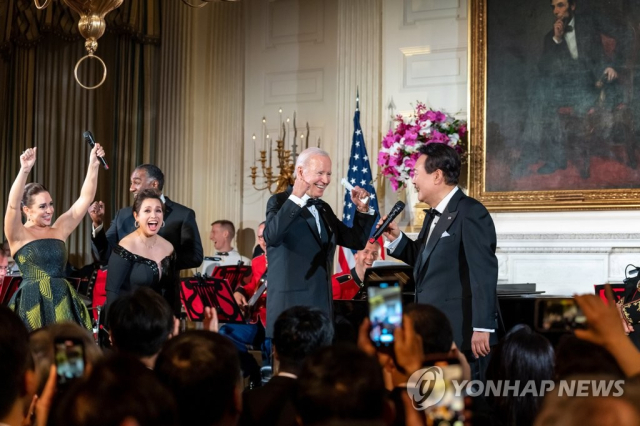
[
  {"x1": 486, "y1": 324, "x2": 555, "y2": 426},
  {"x1": 108, "y1": 287, "x2": 174, "y2": 368},
  {"x1": 53, "y1": 354, "x2": 178, "y2": 426},
  {"x1": 555, "y1": 334, "x2": 625, "y2": 380},
  {"x1": 0, "y1": 248, "x2": 8, "y2": 280},
  {"x1": 535, "y1": 374, "x2": 640, "y2": 426},
  {"x1": 295, "y1": 345, "x2": 388, "y2": 426},
  {"x1": 405, "y1": 303, "x2": 454, "y2": 355},
  {"x1": 155, "y1": 331, "x2": 242, "y2": 426},
  {"x1": 210, "y1": 220, "x2": 236, "y2": 252},
  {"x1": 273, "y1": 306, "x2": 334, "y2": 375},
  {"x1": 29, "y1": 322, "x2": 103, "y2": 395},
  {"x1": 0, "y1": 306, "x2": 36, "y2": 426}
]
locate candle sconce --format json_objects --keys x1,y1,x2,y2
[{"x1": 250, "y1": 118, "x2": 311, "y2": 194}]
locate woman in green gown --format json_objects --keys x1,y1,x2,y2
[{"x1": 5, "y1": 144, "x2": 105, "y2": 331}]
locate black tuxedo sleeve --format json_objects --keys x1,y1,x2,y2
[
  {"x1": 176, "y1": 209, "x2": 204, "y2": 270},
  {"x1": 264, "y1": 195, "x2": 302, "y2": 246},
  {"x1": 462, "y1": 202, "x2": 498, "y2": 330},
  {"x1": 91, "y1": 210, "x2": 121, "y2": 265},
  {"x1": 389, "y1": 232, "x2": 423, "y2": 266},
  {"x1": 329, "y1": 208, "x2": 376, "y2": 251}
]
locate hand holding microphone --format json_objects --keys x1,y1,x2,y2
[
  {"x1": 370, "y1": 201, "x2": 405, "y2": 243},
  {"x1": 83, "y1": 131, "x2": 109, "y2": 170}
]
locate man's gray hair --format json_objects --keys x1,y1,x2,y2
[{"x1": 295, "y1": 147, "x2": 330, "y2": 171}]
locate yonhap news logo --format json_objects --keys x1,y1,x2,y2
[
  {"x1": 407, "y1": 366, "x2": 447, "y2": 410},
  {"x1": 407, "y1": 366, "x2": 626, "y2": 411}
]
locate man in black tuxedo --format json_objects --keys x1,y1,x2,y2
[
  {"x1": 382, "y1": 143, "x2": 498, "y2": 378},
  {"x1": 263, "y1": 147, "x2": 376, "y2": 338},
  {"x1": 536, "y1": 0, "x2": 622, "y2": 175},
  {"x1": 88, "y1": 164, "x2": 203, "y2": 311}
]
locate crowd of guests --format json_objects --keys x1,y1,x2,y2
[{"x1": 3, "y1": 286, "x2": 640, "y2": 426}]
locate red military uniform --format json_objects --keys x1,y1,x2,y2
[
  {"x1": 331, "y1": 268, "x2": 364, "y2": 300},
  {"x1": 235, "y1": 254, "x2": 267, "y2": 327}
]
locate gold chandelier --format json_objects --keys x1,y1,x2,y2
[
  {"x1": 250, "y1": 112, "x2": 313, "y2": 194},
  {"x1": 33, "y1": 0, "x2": 123, "y2": 89},
  {"x1": 181, "y1": 0, "x2": 240, "y2": 8}
]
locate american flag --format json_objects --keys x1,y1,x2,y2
[{"x1": 338, "y1": 91, "x2": 383, "y2": 273}]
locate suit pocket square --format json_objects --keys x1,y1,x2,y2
[{"x1": 440, "y1": 231, "x2": 451, "y2": 238}]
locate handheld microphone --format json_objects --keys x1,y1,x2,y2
[
  {"x1": 83, "y1": 131, "x2": 109, "y2": 170},
  {"x1": 369, "y1": 201, "x2": 405, "y2": 243}
]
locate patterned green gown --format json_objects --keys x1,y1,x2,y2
[{"x1": 9, "y1": 239, "x2": 92, "y2": 332}]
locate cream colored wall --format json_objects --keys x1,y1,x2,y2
[{"x1": 242, "y1": 0, "x2": 340, "y2": 253}]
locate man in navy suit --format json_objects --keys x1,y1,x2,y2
[
  {"x1": 381, "y1": 143, "x2": 498, "y2": 379},
  {"x1": 88, "y1": 164, "x2": 203, "y2": 312},
  {"x1": 263, "y1": 147, "x2": 376, "y2": 338}
]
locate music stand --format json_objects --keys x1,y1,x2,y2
[
  {"x1": 210, "y1": 265, "x2": 252, "y2": 290},
  {"x1": 364, "y1": 264, "x2": 416, "y2": 302},
  {"x1": 180, "y1": 277, "x2": 245, "y2": 323},
  {"x1": 1, "y1": 276, "x2": 22, "y2": 305}
]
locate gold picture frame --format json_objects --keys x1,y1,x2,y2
[{"x1": 468, "y1": 0, "x2": 640, "y2": 211}]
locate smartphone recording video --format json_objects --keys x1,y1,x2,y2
[
  {"x1": 534, "y1": 298, "x2": 586, "y2": 332},
  {"x1": 367, "y1": 280, "x2": 402, "y2": 346},
  {"x1": 421, "y1": 359, "x2": 466, "y2": 425},
  {"x1": 54, "y1": 337, "x2": 85, "y2": 387}
]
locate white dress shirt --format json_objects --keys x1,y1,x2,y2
[{"x1": 554, "y1": 17, "x2": 578, "y2": 60}]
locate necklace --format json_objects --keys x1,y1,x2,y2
[{"x1": 139, "y1": 233, "x2": 158, "y2": 250}]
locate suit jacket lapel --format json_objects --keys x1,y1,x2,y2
[
  {"x1": 164, "y1": 196, "x2": 174, "y2": 219},
  {"x1": 414, "y1": 190, "x2": 464, "y2": 278}
]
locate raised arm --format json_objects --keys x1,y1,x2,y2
[
  {"x1": 53, "y1": 143, "x2": 105, "y2": 239},
  {"x1": 4, "y1": 148, "x2": 37, "y2": 246}
]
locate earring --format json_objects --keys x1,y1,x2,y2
[
  {"x1": 162, "y1": 221, "x2": 165, "y2": 228},
  {"x1": 134, "y1": 221, "x2": 139, "y2": 228}
]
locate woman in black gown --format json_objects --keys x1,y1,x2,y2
[{"x1": 105, "y1": 189, "x2": 176, "y2": 312}]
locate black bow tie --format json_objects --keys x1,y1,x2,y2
[
  {"x1": 564, "y1": 24, "x2": 573, "y2": 33},
  {"x1": 423, "y1": 208, "x2": 441, "y2": 218},
  {"x1": 306, "y1": 198, "x2": 323, "y2": 207},
  {"x1": 216, "y1": 252, "x2": 229, "y2": 256}
]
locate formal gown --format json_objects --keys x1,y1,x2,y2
[
  {"x1": 105, "y1": 245, "x2": 176, "y2": 310},
  {"x1": 9, "y1": 239, "x2": 92, "y2": 332}
]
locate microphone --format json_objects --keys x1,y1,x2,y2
[
  {"x1": 369, "y1": 201, "x2": 405, "y2": 243},
  {"x1": 83, "y1": 131, "x2": 109, "y2": 170}
]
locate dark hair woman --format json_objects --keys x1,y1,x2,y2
[{"x1": 4, "y1": 145, "x2": 105, "y2": 331}]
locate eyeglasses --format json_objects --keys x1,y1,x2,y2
[
  {"x1": 0, "y1": 267, "x2": 10, "y2": 275},
  {"x1": 257, "y1": 235, "x2": 265, "y2": 240}
]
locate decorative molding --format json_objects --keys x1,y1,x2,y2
[
  {"x1": 498, "y1": 233, "x2": 640, "y2": 240},
  {"x1": 402, "y1": 46, "x2": 467, "y2": 88},
  {"x1": 403, "y1": 0, "x2": 466, "y2": 25},
  {"x1": 264, "y1": 69, "x2": 324, "y2": 104},
  {"x1": 266, "y1": 0, "x2": 324, "y2": 47}
]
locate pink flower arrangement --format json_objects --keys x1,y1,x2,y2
[{"x1": 377, "y1": 103, "x2": 467, "y2": 191}]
